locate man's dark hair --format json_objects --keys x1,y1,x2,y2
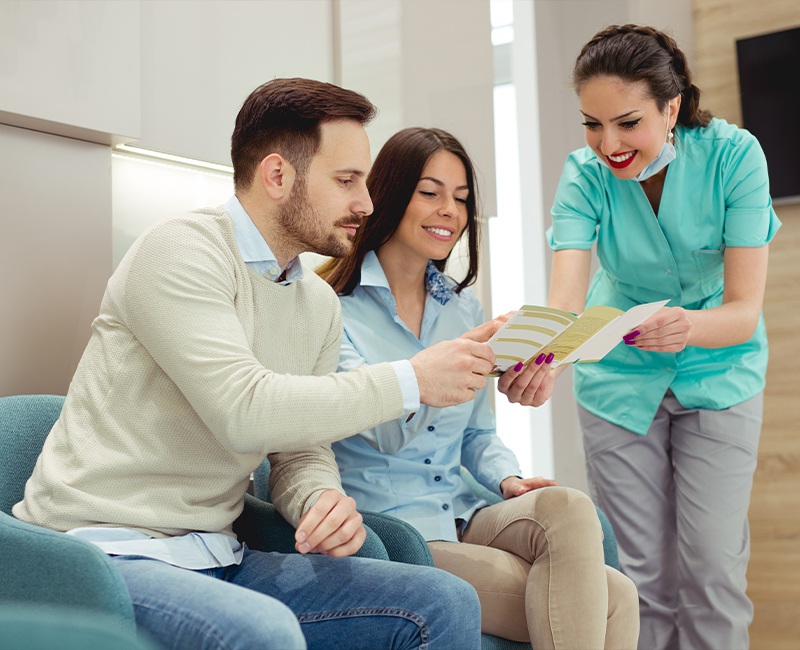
[{"x1": 231, "y1": 78, "x2": 377, "y2": 190}]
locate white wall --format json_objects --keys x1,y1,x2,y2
[
  {"x1": 339, "y1": 0, "x2": 496, "y2": 308},
  {"x1": 137, "y1": 0, "x2": 334, "y2": 165},
  {"x1": 0, "y1": 0, "x2": 140, "y2": 144},
  {"x1": 0, "y1": 124, "x2": 112, "y2": 396}
]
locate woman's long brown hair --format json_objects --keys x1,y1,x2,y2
[{"x1": 317, "y1": 127, "x2": 480, "y2": 295}]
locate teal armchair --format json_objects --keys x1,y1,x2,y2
[{"x1": 0, "y1": 394, "x2": 153, "y2": 648}]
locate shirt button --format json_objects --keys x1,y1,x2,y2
[
  {"x1": 434, "y1": 476, "x2": 442, "y2": 482},
  {"x1": 442, "y1": 504, "x2": 449, "y2": 511},
  {"x1": 427, "y1": 426, "x2": 435, "y2": 432},
  {"x1": 664, "y1": 269, "x2": 672, "y2": 275},
  {"x1": 424, "y1": 459, "x2": 432, "y2": 465},
  {"x1": 268, "y1": 268, "x2": 278, "y2": 276}
]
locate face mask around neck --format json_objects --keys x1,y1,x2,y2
[{"x1": 632, "y1": 106, "x2": 676, "y2": 182}]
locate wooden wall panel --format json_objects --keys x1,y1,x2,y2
[{"x1": 693, "y1": 2, "x2": 800, "y2": 648}]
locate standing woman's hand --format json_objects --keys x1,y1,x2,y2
[
  {"x1": 623, "y1": 306, "x2": 692, "y2": 352},
  {"x1": 496, "y1": 354, "x2": 555, "y2": 407}
]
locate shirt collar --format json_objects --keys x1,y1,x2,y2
[
  {"x1": 360, "y1": 250, "x2": 453, "y2": 306},
  {"x1": 425, "y1": 261, "x2": 454, "y2": 306},
  {"x1": 225, "y1": 195, "x2": 303, "y2": 284},
  {"x1": 360, "y1": 250, "x2": 391, "y2": 290}
]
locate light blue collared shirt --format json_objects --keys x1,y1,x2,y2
[
  {"x1": 67, "y1": 527, "x2": 243, "y2": 569},
  {"x1": 70, "y1": 198, "x2": 418, "y2": 567},
  {"x1": 225, "y1": 195, "x2": 304, "y2": 283},
  {"x1": 332, "y1": 251, "x2": 521, "y2": 542}
]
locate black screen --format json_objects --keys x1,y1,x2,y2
[{"x1": 736, "y1": 26, "x2": 800, "y2": 200}]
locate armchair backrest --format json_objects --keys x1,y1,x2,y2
[
  {"x1": 0, "y1": 394, "x2": 137, "y2": 628},
  {"x1": 0, "y1": 394, "x2": 65, "y2": 515}
]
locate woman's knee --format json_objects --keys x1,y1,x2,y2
[
  {"x1": 607, "y1": 566, "x2": 640, "y2": 619},
  {"x1": 606, "y1": 567, "x2": 640, "y2": 648},
  {"x1": 522, "y1": 486, "x2": 601, "y2": 533}
]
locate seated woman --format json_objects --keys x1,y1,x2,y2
[{"x1": 317, "y1": 127, "x2": 640, "y2": 649}]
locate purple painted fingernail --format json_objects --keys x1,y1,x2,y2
[
  {"x1": 514, "y1": 362, "x2": 524, "y2": 372},
  {"x1": 545, "y1": 353, "x2": 555, "y2": 364},
  {"x1": 623, "y1": 330, "x2": 640, "y2": 341},
  {"x1": 624, "y1": 338, "x2": 636, "y2": 345},
  {"x1": 535, "y1": 353, "x2": 546, "y2": 365}
]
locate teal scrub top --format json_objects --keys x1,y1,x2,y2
[{"x1": 548, "y1": 118, "x2": 781, "y2": 435}]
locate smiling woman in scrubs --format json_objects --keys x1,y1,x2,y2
[{"x1": 547, "y1": 24, "x2": 782, "y2": 650}]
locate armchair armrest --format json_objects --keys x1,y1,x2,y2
[
  {"x1": 0, "y1": 606, "x2": 157, "y2": 650},
  {"x1": 233, "y1": 494, "x2": 390, "y2": 560},
  {"x1": 233, "y1": 493, "x2": 301, "y2": 554},
  {"x1": 359, "y1": 510, "x2": 433, "y2": 566},
  {"x1": 0, "y1": 512, "x2": 135, "y2": 630}
]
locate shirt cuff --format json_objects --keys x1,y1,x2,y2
[{"x1": 389, "y1": 359, "x2": 420, "y2": 415}]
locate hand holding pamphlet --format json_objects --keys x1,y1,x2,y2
[{"x1": 487, "y1": 300, "x2": 670, "y2": 376}]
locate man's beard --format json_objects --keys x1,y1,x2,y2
[{"x1": 277, "y1": 175, "x2": 360, "y2": 259}]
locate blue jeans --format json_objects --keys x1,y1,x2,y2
[{"x1": 112, "y1": 547, "x2": 481, "y2": 650}]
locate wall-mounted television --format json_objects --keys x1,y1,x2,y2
[{"x1": 736, "y1": 26, "x2": 800, "y2": 204}]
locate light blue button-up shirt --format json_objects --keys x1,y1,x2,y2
[
  {"x1": 225, "y1": 195, "x2": 304, "y2": 284},
  {"x1": 69, "y1": 198, "x2": 418, "y2": 568},
  {"x1": 332, "y1": 251, "x2": 521, "y2": 542},
  {"x1": 548, "y1": 118, "x2": 781, "y2": 434}
]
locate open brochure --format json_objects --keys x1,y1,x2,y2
[{"x1": 487, "y1": 299, "x2": 670, "y2": 376}]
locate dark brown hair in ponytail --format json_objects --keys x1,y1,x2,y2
[{"x1": 573, "y1": 24, "x2": 711, "y2": 128}]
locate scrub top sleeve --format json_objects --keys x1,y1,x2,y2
[
  {"x1": 723, "y1": 132, "x2": 782, "y2": 246},
  {"x1": 548, "y1": 152, "x2": 602, "y2": 251}
]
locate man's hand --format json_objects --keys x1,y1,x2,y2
[
  {"x1": 295, "y1": 489, "x2": 365, "y2": 558},
  {"x1": 410, "y1": 339, "x2": 495, "y2": 407},
  {"x1": 500, "y1": 475, "x2": 558, "y2": 499},
  {"x1": 459, "y1": 311, "x2": 515, "y2": 343},
  {"x1": 496, "y1": 354, "x2": 555, "y2": 407}
]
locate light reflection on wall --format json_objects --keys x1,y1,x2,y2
[{"x1": 111, "y1": 153, "x2": 234, "y2": 268}]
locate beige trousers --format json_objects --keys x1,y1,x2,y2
[{"x1": 428, "y1": 486, "x2": 639, "y2": 650}]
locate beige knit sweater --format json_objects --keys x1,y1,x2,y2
[{"x1": 14, "y1": 209, "x2": 404, "y2": 538}]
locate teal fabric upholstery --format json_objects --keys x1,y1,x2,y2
[
  {"x1": 0, "y1": 510, "x2": 137, "y2": 626},
  {"x1": 0, "y1": 606, "x2": 158, "y2": 650},
  {"x1": 0, "y1": 394, "x2": 137, "y2": 629},
  {"x1": 0, "y1": 393, "x2": 66, "y2": 515}
]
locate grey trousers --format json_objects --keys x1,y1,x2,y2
[{"x1": 578, "y1": 390, "x2": 763, "y2": 650}]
